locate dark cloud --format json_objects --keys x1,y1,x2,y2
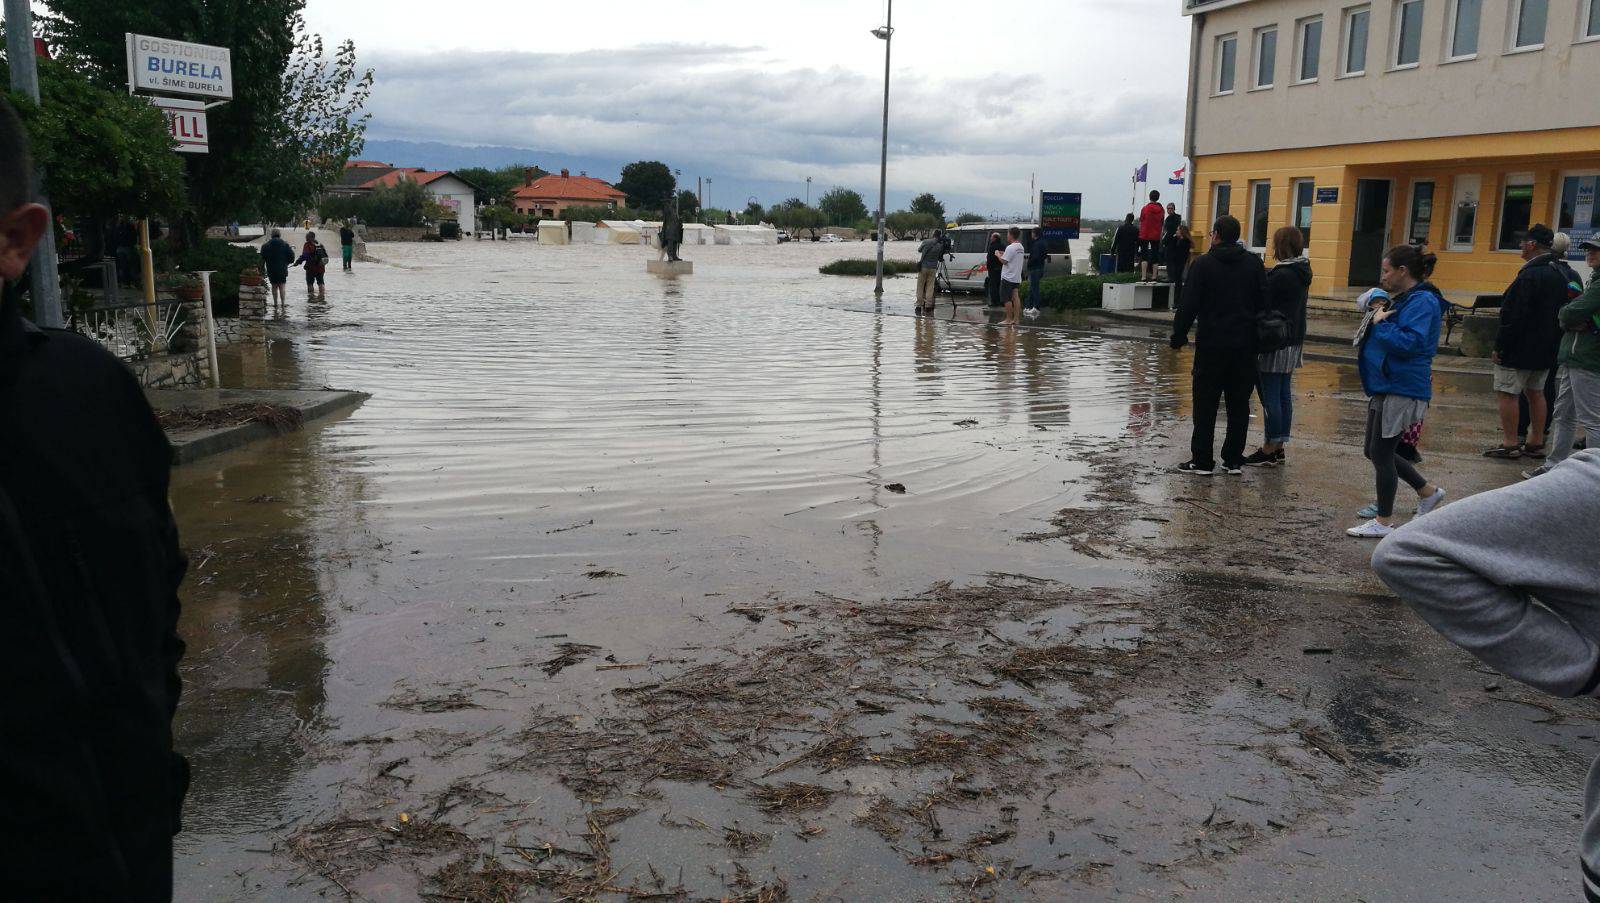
[{"x1": 363, "y1": 43, "x2": 1182, "y2": 209}]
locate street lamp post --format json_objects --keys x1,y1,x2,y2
[
  {"x1": 5, "y1": 0, "x2": 63, "y2": 327},
  {"x1": 872, "y1": 2, "x2": 894, "y2": 295},
  {"x1": 805, "y1": 176, "x2": 812, "y2": 207}
]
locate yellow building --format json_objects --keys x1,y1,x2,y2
[{"x1": 1182, "y1": 0, "x2": 1600, "y2": 300}]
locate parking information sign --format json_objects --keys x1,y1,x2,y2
[
  {"x1": 126, "y1": 33, "x2": 233, "y2": 100},
  {"x1": 1039, "y1": 192, "x2": 1082, "y2": 240}
]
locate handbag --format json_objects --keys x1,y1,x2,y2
[{"x1": 1256, "y1": 311, "x2": 1291, "y2": 353}]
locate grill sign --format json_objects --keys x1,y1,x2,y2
[
  {"x1": 149, "y1": 97, "x2": 209, "y2": 154},
  {"x1": 126, "y1": 33, "x2": 233, "y2": 100}
]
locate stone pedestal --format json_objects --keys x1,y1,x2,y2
[{"x1": 647, "y1": 259, "x2": 694, "y2": 276}]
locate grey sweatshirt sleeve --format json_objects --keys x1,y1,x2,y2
[{"x1": 1372, "y1": 450, "x2": 1600, "y2": 698}]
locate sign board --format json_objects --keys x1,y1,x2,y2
[
  {"x1": 126, "y1": 33, "x2": 233, "y2": 100},
  {"x1": 1315, "y1": 187, "x2": 1340, "y2": 204},
  {"x1": 1570, "y1": 177, "x2": 1597, "y2": 261},
  {"x1": 148, "y1": 97, "x2": 209, "y2": 153},
  {"x1": 1039, "y1": 192, "x2": 1082, "y2": 240}
]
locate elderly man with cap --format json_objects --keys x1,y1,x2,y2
[
  {"x1": 1525, "y1": 234, "x2": 1600, "y2": 477},
  {"x1": 1485, "y1": 223, "x2": 1569, "y2": 459}
]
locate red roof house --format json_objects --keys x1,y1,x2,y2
[{"x1": 509, "y1": 169, "x2": 628, "y2": 218}]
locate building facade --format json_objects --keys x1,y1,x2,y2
[
  {"x1": 1183, "y1": 0, "x2": 1600, "y2": 297},
  {"x1": 330, "y1": 162, "x2": 480, "y2": 234},
  {"x1": 510, "y1": 169, "x2": 628, "y2": 219}
]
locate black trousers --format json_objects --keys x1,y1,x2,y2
[
  {"x1": 986, "y1": 273, "x2": 1002, "y2": 306},
  {"x1": 1190, "y1": 351, "x2": 1257, "y2": 468}
]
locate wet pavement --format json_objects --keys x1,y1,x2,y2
[{"x1": 171, "y1": 240, "x2": 1592, "y2": 901}]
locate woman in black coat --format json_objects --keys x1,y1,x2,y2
[
  {"x1": 1165, "y1": 223, "x2": 1193, "y2": 308},
  {"x1": 985, "y1": 231, "x2": 1005, "y2": 307}
]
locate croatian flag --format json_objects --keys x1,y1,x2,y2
[
  {"x1": 1134, "y1": 163, "x2": 1148, "y2": 183},
  {"x1": 1170, "y1": 167, "x2": 1186, "y2": 185}
]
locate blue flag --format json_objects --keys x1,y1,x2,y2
[{"x1": 1134, "y1": 163, "x2": 1148, "y2": 183}]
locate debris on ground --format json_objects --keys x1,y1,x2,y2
[{"x1": 156, "y1": 403, "x2": 304, "y2": 434}]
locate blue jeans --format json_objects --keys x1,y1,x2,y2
[
  {"x1": 1258, "y1": 371, "x2": 1294, "y2": 444},
  {"x1": 1027, "y1": 268, "x2": 1043, "y2": 309}
]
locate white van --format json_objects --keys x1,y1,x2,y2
[{"x1": 938, "y1": 223, "x2": 1074, "y2": 293}]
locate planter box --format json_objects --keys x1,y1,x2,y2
[{"x1": 1102, "y1": 282, "x2": 1170, "y2": 311}]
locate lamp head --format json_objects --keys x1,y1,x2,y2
[{"x1": 871, "y1": 26, "x2": 892, "y2": 39}]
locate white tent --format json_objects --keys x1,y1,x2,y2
[
  {"x1": 569, "y1": 221, "x2": 597, "y2": 244},
  {"x1": 538, "y1": 220, "x2": 569, "y2": 245},
  {"x1": 681, "y1": 223, "x2": 716, "y2": 246},
  {"x1": 634, "y1": 221, "x2": 663, "y2": 246},
  {"x1": 715, "y1": 225, "x2": 779, "y2": 245},
  {"x1": 597, "y1": 221, "x2": 641, "y2": 244}
]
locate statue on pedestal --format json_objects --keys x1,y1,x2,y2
[{"x1": 659, "y1": 206, "x2": 684, "y2": 263}]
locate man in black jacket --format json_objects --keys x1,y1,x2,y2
[
  {"x1": 1487, "y1": 224, "x2": 1568, "y2": 459},
  {"x1": 0, "y1": 98, "x2": 188, "y2": 900},
  {"x1": 1170, "y1": 215, "x2": 1267, "y2": 475}
]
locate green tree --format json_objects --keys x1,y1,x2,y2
[
  {"x1": 43, "y1": 1, "x2": 372, "y2": 242},
  {"x1": 910, "y1": 193, "x2": 946, "y2": 222},
  {"x1": 818, "y1": 187, "x2": 869, "y2": 227},
  {"x1": 743, "y1": 201, "x2": 764, "y2": 223},
  {"x1": 562, "y1": 204, "x2": 650, "y2": 223},
  {"x1": 675, "y1": 189, "x2": 700, "y2": 220},
  {"x1": 617, "y1": 161, "x2": 675, "y2": 212},
  {"x1": 318, "y1": 180, "x2": 447, "y2": 227},
  {"x1": 5, "y1": 56, "x2": 185, "y2": 250},
  {"x1": 955, "y1": 212, "x2": 985, "y2": 225},
  {"x1": 771, "y1": 203, "x2": 825, "y2": 240},
  {"x1": 457, "y1": 164, "x2": 544, "y2": 206}
]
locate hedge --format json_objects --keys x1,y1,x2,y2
[
  {"x1": 1037, "y1": 272, "x2": 1141, "y2": 310},
  {"x1": 820, "y1": 258, "x2": 921, "y2": 276}
]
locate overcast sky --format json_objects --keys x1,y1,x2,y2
[{"x1": 305, "y1": 0, "x2": 1194, "y2": 218}]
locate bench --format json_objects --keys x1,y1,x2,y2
[{"x1": 1445, "y1": 294, "x2": 1502, "y2": 345}]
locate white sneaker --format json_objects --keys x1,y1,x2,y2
[
  {"x1": 1024, "y1": 308, "x2": 1040, "y2": 320},
  {"x1": 1521, "y1": 467, "x2": 1550, "y2": 481},
  {"x1": 1345, "y1": 519, "x2": 1395, "y2": 539},
  {"x1": 1415, "y1": 487, "x2": 1446, "y2": 516}
]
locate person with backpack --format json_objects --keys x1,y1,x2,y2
[
  {"x1": 1347, "y1": 245, "x2": 1448, "y2": 538},
  {"x1": 1169, "y1": 215, "x2": 1266, "y2": 475},
  {"x1": 1524, "y1": 236, "x2": 1600, "y2": 478},
  {"x1": 1244, "y1": 227, "x2": 1311, "y2": 467},
  {"x1": 295, "y1": 231, "x2": 329, "y2": 300},
  {"x1": 1486, "y1": 224, "x2": 1568, "y2": 459}
]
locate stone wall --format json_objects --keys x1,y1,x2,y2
[
  {"x1": 129, "y1": 352, "x2": 211, "y2": 389},
  {"x1": 362, "y1": 226, "x2": 434, "y2": 242},
  {"x1": 237, "y1": 283, "x2": 268, "y2": 343}
]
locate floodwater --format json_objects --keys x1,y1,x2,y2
[{"x1": 171, "y1": 240, "x2": 1591, "y2": 901}]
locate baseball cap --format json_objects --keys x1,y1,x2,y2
[
  {"x1": 1579, "y1": 236, "x2": 1600, "y2": 252},
  {"x1": 1526, "y1": 224, "x2": 1555, "y2": 247}
]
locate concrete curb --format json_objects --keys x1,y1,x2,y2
[{"x1": 153, "y1": 389, "x2": 371, "y2": 465}]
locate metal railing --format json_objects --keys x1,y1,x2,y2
[{"x1": 66, "y1": 295, "x2": 188, "y2": 362}]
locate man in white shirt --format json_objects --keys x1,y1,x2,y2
[{"x1": 999, "y1": 226, "x2": 1026, "y2": 326}]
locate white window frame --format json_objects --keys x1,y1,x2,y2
[
  {"x1": 1295, "y1": 16, "x2": 1324, "y2": 83},
  {"x1": 1582, "y1": 0, "x2": 1600, "y2": 43},
  {"x1": 1445, "y1": 0, "x2": 1482, "y2": 61},
  {"x1": 1215, "y1": 33, "x2": 1239, "y2": 95},
  {"x1": 1340, "y1": 5, "x2": 1373, "y2": 76},
  {"x1": 1248, "y1": 181, "x2": 1273, "y2": 251},
  {"x1": 1495, "y1": 172, "x2": 1537, "y2": 252},
  {"x1": 1252, "y1": 26, "x2": 1279, "y2": 89},
  {"x1": 1212, "y1": 182, "x2": 1234, "y2": 223},
  {"x1": 1508, "y1": 0, "x2": 1548, "y2": 52},
  {"x1": 1448, "y1": 174, "x2": 1482, "y2": 252},
  {"x1": 1391, "y1": 0, "x2": 1426, "y2": 70}
]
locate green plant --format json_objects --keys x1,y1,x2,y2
[
  {"x1": 319, "y1": 180, "x2": 448, "y2": 227},
  {"x1": 153, "y1": 237, "x2": 259, "y2": 311},
  {"x1": 1037, "y1": 273, "x2": 1140, "y2": 309},
  {"x1": 1089, "y1": 230, "x2": 1114, "y2": 265},
  {"x1": 819, "y1": 259, "x2": 921, "y2": 277}
]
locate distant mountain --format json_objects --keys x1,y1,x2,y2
[{"x1": 356, "y1": 138, "x2": 1020, "y2": 219}]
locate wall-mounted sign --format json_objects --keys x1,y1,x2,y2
[
  {"x1": 148, "y1": 97, "x2": 209, "y2": 153},
  {"x1": 1039, "y1": 191, "x2": 1082, "y2": 240},
  {"x1": 1315, "y1": 187, "x2": 1340, "y2": 204},
  {"x1": 126, "y1": 33, "x2": 233, "y2": 100}
]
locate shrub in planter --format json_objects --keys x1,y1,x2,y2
[
  {"x1": 1037, "y1": 273, "x2": 1140, "y2": 310},
  {"x1": 819, "y1": 258, "x2": 920, "y2": 276},
  {"x1": 240, "y1": 266, "x2": 264, "y2": 287}
]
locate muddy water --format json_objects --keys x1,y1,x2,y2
[{"x1": 170, "y1": 240, "x2": 1574, "y2": 900}]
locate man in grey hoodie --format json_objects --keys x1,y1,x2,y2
[{"x1": 1373, "y1": 450, "x2": 1600, "y2": 898}]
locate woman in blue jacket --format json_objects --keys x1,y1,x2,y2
[{"x1": 1348, "y1": 245, "x2": 1449, "y2": 538}]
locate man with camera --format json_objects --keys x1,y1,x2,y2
[{"x1": 915, "y1": 229, "x2": 949, "y2": 314}]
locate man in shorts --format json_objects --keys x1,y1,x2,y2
[
  {"x1": 1487, "y1": 224, "x2": 1567, "y2": 459},
  {"x1": 1137, "y1": 189, "x2": 1165, "y2": 282},
  {"x1": 998, "y1": 226, "x2": 1026, "y2": 326}
]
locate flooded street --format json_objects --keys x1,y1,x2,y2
[{"x1": 173, "y1": 240, "x2": 1591, "y2": 901}]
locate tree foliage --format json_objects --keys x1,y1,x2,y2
[
  {"x1": 562, "y1": 205, "x2": 650, "y2": 223},
  {"x1": 43, "y1": 0, "x2": 372, "y2": 239},
  {"x1": 5, "y1": 57, "x2": 185, "y2": 227},
  {"x1": 818, "y1": 187, "x2": 869, "y2": 227},
  {"x1": 743, "y1": 201, "x2": 764, "y2": 223},
  {"x1": 885, "y1": 210, "x2": 942, "y2": 239},
  {"x1": 954, "y1": 212, "x2": 986, "y2": 225},
  {"x1": 675, "y1": 189, "x2": 700, "y2": 220},
  {"x1": 617, "y1": 161, "x2": 675, "y2": 212},
  {"x1": 457, "y1": 164, "x2": 544, "y2": 206},
  {"x1": 910, "y1": 193, "x2": 946, "y2": 222},
  {"x1": 769, "y1": 203, "x2": 825, "y2": 238},
  {"x1": 317, "y1": 180, "x2": 449, "y2": 227}
]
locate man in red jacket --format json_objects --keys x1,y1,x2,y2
[{"x1": 1138, "y1": 189, "x2": 1165, "y2": 282}]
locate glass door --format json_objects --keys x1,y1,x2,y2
[
  {"x1": 1349, "y1": 179, "x2": 1392, "y2": 287},
  {"x1": 1557, "y1": 172, "x2": 1600, "y2": 281}
]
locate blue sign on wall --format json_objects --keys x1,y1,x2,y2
[{"x1": 1315, "y1": 187, "x2": 1340, "y2": 205}]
